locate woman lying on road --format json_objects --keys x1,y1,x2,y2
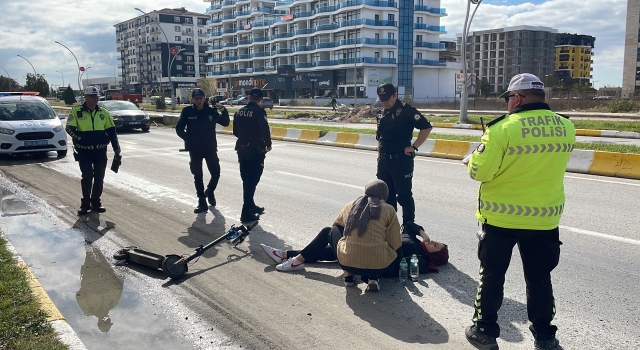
[
  {"x1": 261, "y1": 179, "x2": 399, "y2": 291},
  {"x1": 262, "y1": 179, "x2": 407, "y2": 291}
]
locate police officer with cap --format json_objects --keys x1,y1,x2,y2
[
  {"x1": 66, "y1": 86, "x2": 121, "y2": 215},
  {"x1": 375, "y1": 83, "x2": 432, "y2": 226},
  {"x1": 176, "y1": 88, "x2": 230, "y2": 213},
  {"x1": 233, "y1": 87, "x2": 272, "y2": 222}
]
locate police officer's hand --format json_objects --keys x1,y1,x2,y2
[
  {"x1": 215, "y1": 103, "x2": 224, "y2": 110},
  {"x1": 404, "y1": 146, "x2": 415, "y2": 156},
  {"x1": 114, "y1": 148, "x2": 121, "y2": 156},
  {"x1": 265, "y1": 146, "x2": 272, "y2": 153}
]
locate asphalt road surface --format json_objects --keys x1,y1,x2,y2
[{"x1": 1, "y1": 125, "x2": 639, "y2": 349}]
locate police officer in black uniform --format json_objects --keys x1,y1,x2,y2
[
  {"x1": 176, "y1": 88, "x2": 230, "y2": 213},
  {"x1": 375, "y1": 83, "x2": 432, "y2": 226},
  {"x1": 233, "y1": 88, "x2": 272, "y2": 222}
]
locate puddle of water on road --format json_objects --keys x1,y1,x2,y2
[{"x1": 0, "y1": 185, "x2": 239, "y2": 350}]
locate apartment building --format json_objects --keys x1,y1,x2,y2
[
  {"x1": 457, "y1": 26, "x2": 557, "y2": 96},
  {"x1": 554, "y1": 33, "x2": 594, "y2": 86},
  {"x1": 622, "y1": 0, "x2": 640, "y2": 98},
  {"x1": 204, "y1": 0, "x2": 461, "y2": 100},
  {"x1": 115, "y1": 8, "x2": 209, "y2": 94}
]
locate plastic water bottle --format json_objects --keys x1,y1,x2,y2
[
  {"x1": 410, "y1": 254, "x2": 419, "y2": 280},
  {"x1": 399, "y1": 258, "x2": 408, "y2": 283}
]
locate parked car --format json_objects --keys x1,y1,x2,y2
[
  {"x1": 260, "y1": 97, "x2": 274, "y2": 110},
  {"x1": 218, "y1": 97, "x2": 232, "y2": 105},
  {"x1": 98, "y1": 100, "x2": 151, "y2": 132},
  {"x1": 593, "y1": 95, "x2": 612, "y2": 99},
  {"x1": 164, "y1": 97, "x2": 173, "y2": 105},
  {"x1": 231, "y1": 96, "x2": 248, "y2": 105},
  {"x1": 0, "y1": 92, "x2": 68, "y2": 157}
]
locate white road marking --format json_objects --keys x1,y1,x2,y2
[
  {"x1": 565, "y1": 175, "x2": 640, "y2": 187},
  {"x1": 119, "y1": 140, "x2": 138, "y2": 145},
  {"x1": 560, "y1": 225, "x2": 640, "y2": 246},
  {"x1": 274, "y1": 171, "x2": 362, "y2": 189}
]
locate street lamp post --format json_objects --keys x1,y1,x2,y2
[
  {"x1": 55, "y1": 70, "x2": 64, "y2": 87},
  {"x1": 135, "y1": 8, "x2": 176, "y2": 110},
  {"x1": 0, "y1": 66, "x2": 11, "y2": 91},
  {"x1": 459, "y1": 0, "x2": 483, "y2": 124},
  {"x1": 55, "y1": 41, "x2": 82, "y2": 92},
  {"x1": 170, "y1": 48, "x2": 186, "y2": 104},
  {"x1": 17, "y1": 55, "x2": 37, "y2": 81},
  {"x1": 353, "y1": 19, "x2": 357, "y2": 108},
  {"x1": 104, "y1": 62, "x2": 117, "y2": 89}
]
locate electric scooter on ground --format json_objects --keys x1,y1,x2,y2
[{"x1": 113, "y1": 221, "x2": 258, "y2": 279}]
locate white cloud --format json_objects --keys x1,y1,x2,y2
[{"x1": 0, "y1": 0, "x2": 627, "y2": 89}]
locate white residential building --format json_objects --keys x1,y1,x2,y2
[{"x1": 204, "y1": 0, "x2": 461, "y2": 101}]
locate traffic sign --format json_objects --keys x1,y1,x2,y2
[
  {"x1": 170, "y1": 47, "x2": 178, "y2": 55},
  {"x1": 79, "y1": 67, "x2": 85, "y2": 72}
]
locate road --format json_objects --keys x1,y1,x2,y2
[{"x1": 1, "y1": 125, "x2": 639, "y2": 349}]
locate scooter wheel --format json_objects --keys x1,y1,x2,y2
[
  {"x1": 113, "y1": 247, "x2": 134, "y2": 261},
  {"x1": 162, "y1": 255, "x2": 188, "y2": 280}
]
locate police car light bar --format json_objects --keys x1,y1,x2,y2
[{"x1": 0, "y1": 92, "x2": 40, "y2": 96}]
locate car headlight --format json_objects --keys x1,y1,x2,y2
[
  {"x1": 112, "y1": 116, "x2": 121, "y2": 120},
  {"x1": 0, "y1": 127, "x2": 15, "y2": 135},
  {"x1": 53, "y1": 125, "x2": 63, "y2": 132},
  {"x1": 144, "y1": 114, "x2": 149, "y2": 120}
]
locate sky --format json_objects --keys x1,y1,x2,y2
[{"x1": 0, "y1": 0, "x2": 627, "y2": 90}]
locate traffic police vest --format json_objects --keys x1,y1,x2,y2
[
  {"x1": 467, "y1": 103, "x2": 576, "y2": 230},
  {"x1": 66, "y1": 104, "x2": 116, "y2": 150}
]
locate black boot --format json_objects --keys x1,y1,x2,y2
[
  {"x1": 77, "y1": 198, "x2": 91, "y2": 216},
  {"x1": 240, "y1": 205, "x2": 260, "y2": 222},
  {"x1": 205, "y1": 188, "x2": 216, "y2": 207},
  {"x1": 91, "y1": 198, "x2": 106, "y2": 213},
  {"x1": 253, "y1": 205, "x2": 265, "y2": 215},
  {"x1": 194, "y1": 197, "x2": 208, "y2": 213}
]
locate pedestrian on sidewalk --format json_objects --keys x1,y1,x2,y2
[{"x1": 462, "y1": 73, "x2": 576, "y2": 350}]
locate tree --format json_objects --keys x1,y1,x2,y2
[
  {"x1": 476, "y1": 77, "x2": 491, "y2": 98},
  {"x1": 63, "y1": 85, "x2": 76, "y2": 105},
  {"x1": 24, "y1": 73, "x2": 50, "y2": 97},
  {"x1": 199, "y1": 77, "x2": 218, "y2": 97},
  {"x1": 0, "y1": 76, "x2": 18, "y2": 91}
]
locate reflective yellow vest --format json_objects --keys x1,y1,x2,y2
[
  {"x1": 467, "y1": 104, "x2": 576, "y2": 229},
  {"x1": 67, "y1": 105, "x2": 116, "y2": 150}
]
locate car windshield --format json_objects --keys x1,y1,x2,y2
[
  {"x1": 100, "y1": 101, "x2": 140, "y2": 111},
  {"x1": 0, "y1": 100, "x2": 56, "y2": 121}
]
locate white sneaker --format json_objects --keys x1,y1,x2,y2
[
  {"x1": 260, "y1": 243, "x2": 285, "y2": 264},
  {"x1": 367, "y1": 279, "x2": 380, "y2": 291},
  {"x1": 276, "y1": 257, "x2": 305, "y2": 272}
]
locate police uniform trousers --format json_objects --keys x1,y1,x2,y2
[
  {"x1": 236, "y1": 145, "x2": 265, "y2": 212},
  {"x1": 376, "y1": 153, "x2": 415, "y2": 224},
  {"x1": 78, "y1": 150, "x2": 108, "y2": 206},
  {"x1": 189, "y1": 151, "x2": 220, "y2": 198},
  {"x1": 473, "y1": 223, "x2": 560, "y2": 340}
]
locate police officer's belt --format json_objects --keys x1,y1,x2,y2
[{"x1": 378, "y1": 152, "x2": 405, "y2": 159}]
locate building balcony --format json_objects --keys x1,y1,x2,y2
[
  {"x1": 208, "y1": 57, "x2": 225, "y2": 63},
  {"x1": 415, "y1": 41, "x2": 445, "y2": 49},
  {"x1": 222, "y1": 13, "x2": 236, "y2": 21},
  {"x1": 413, "y1": 59, "x2": 446, "y2": 66},
  {"x1": 253, "y1": 51, "x2": 272, "y2": 57},
  {"x1": 413, "y1": 23, "x2": 445, "y2": 32},
  {"x1": 254, "y1": 7, "x2": 288, "y2": 15},
  {"x1": 206, "y1": 4, "x2": 222, "y2": 13},
  {"x1": 274, "y1": 48, "x2": 295, "y2": 54},
  {"x1": 238, "y1": 39, "x2": 253, "y2": 45},
  {"x1": 207, "y1": 18, "x2": 222, "y2": 25},
  {"x1": 295, "y1": 28, "x2": 315, "y2": 35},
  {"x1": 208, "y1": 44, "x2": 224, "y2": 51},
  {"x1": 223, "y1": 42, "x2": 238, "y2": 47},
  {"x1": 414, "y1": 5, "x2": 446, "y2": 15},
  {"x1": 236, "y1": 10, "x2": 252, "y2": 18},
  {"x1": 222, "y1": 28, "x2": 237, "y2": 34},
  {"x1": 238, "y1": 54, "x2": 253, "y2": 60},
  {"x1": 363, "y1": 38, "x2": 396, "y2": 45},
  {"x1": 253, "y1": 36, "x2": 270, "y2": 42},
  {"x1": 221, "y1": 0, "x2": 236, "y2": 8},
  {"x1": 295, "y1": 57, "x2": 396, "y2": 69},
  {"x1": 363, "y1": 0, "x2": 397, "y2": 8},
  {"x1": 295, "y1": 45, "x2": 316, "y2": 52},
  {"x1": 363, "y1": 19, "x2": 397, "y2": 27}
]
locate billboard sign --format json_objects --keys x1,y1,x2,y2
[{"x1": 455, "y1": 73, "x2": 476, "y2": 94}]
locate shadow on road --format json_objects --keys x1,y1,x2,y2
[
  {"x1": 176, "y1": 208, "x2": 227, "y2": 259},
  {"x1": 430, "y1": 263, "x2": 529, "y2": 343}
]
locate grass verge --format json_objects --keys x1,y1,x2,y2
[
  {"x1": 267, "y1": 122, "x2": 640, "y2": 154},
  {"x1": 0, "y1": 235, "x2": 69, "y2": 350}
]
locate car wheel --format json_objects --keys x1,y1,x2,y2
[
  {"x1": 141, "y1": 127, "x2": 150, "y2": 132},
  {"x1": 57, "y1": 150, "x2": 68, "y2": 157}
]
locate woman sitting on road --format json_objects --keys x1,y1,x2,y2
[{"x1": 261, "y1": 179, "x2": 401, "y2": 291}]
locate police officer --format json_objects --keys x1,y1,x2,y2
[
  {"x1": 66, "y1": 86, "x2": 121, "y2": 215},
  {"x1": 176, "y1": 88, "x2": 230, "y2": 213},
  {"x1": 375, "y1": 83, "x2": 432, "y2": 226},
  {"x1": 463, "y1": 73, "x2": 575, "y2": 350},
  {"x1": 233, "y1": 88, "x2": 271, "y2": 222}
]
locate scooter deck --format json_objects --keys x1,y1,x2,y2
[{"x1": 127, "y1": 248, "x2": 165, "y2": 269}]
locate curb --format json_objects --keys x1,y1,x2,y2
[
  {"x1": 216, "y1": 125, "x2": 640, "y2": 181},
  {"x1": 1, "y1": 232, "x2": 87, "y2": 350}
]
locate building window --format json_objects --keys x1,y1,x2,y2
[
  {"x1": 174, "y1": 17, "x2": 181, "y2": 23},
  {"x1": 176, "y1": 65, "x2": 182, "y2": 70},
  {"x1": 416, "y1": 35, "x2": 422, "y2": 42},
  {"x1": 388, "y1": 33, "x2": 394, "y2": 40},
  {"x1": 387, "y1": 51, "x2": 394, "y2": 58},
  {"x1": 175, "y1": 26, "x2": 180, "y2": 32},
  {"x1": 175, "y1": 36, "x2": 181, "y2": 41},
  {"x1": 185, "y1": 18, "x2": 192, "y2": 24},
  {"x1": 415, "y1": 52, "x2": 422, "y2": 60}
]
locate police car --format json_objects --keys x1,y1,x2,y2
[{"x1": 0, "y1": 92, "x2": 67, "y2": 157}]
